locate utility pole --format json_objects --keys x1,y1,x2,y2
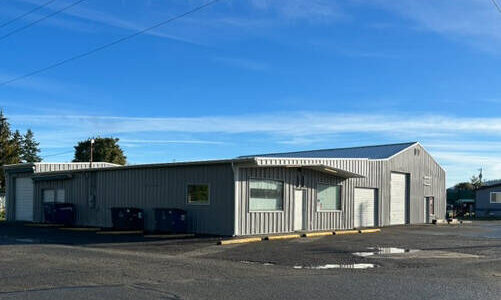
[{"x1": 90, "y1": 139, "x2": 95, "y2": 168}]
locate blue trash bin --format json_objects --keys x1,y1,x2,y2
[{"x1": 154, "y1": 208, "x2": 187, "y2": 233}]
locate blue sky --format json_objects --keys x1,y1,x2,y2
[{"x1": 1, "y1": 0, "x2": 501, "y2": 187}]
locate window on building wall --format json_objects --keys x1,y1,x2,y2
[
  {"x1": 43, "y1": 189, "x2": 65, "y2": 203},
  {"x1": 187, "y1": 184, "x2": 210, "y2": 204},
  {"x1": 490, "y1": 192, "x2": 501, "y2": 204},
  {"x1": 317, "y1": 184, "x2": 341, "y2": 211},
  {"x1": 56, "y1": 189, "x2": 65, "y2": 203},
  {"x1": 249, "y1": 179, "x2": 283, "y2": 211}
]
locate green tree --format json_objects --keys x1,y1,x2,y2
[
  {"x1": 0, "y1": 110, "x2": 20, "y2": 189},
  {"x1": 12, "y1": 130, "x2": 23, "y2": 162},
  {"x1": 73, "y1": 137, "x2": 126, "y2": 165},
  {"x1": 454, "y1": 182, "x2": 475, "y2": 191},
  {"x1": 21, "y1": 129, "x2": 42, "y2": 163},
  {"x1": 470, "y1": 175, "x2": 482, "y2": 190}
]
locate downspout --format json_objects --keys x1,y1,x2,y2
[{"x1": 231, "y1": 161, "x2": 239, "y2": 236}]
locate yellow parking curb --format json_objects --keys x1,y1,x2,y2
[
  {"x1": 25, "y1": 223, "x2": 63, "y2": 227},
  {"x1": 304, "y1": 231, "x2": 333, "y2": 238},
  {"x1": 266, "y1": 234, "x2": 301, "y2": 240},
  {"x1": 359, "y1": 228, "x2": 381, "y2": 234},
  {"x1": 59, "y1": 227, "x2": 101, "y2": 231},
  {"x1": 144, "y1": 233, "x2": 195, "y2": 239},
  {"x1": 219, "y1": 237, "x2": 262, "y2": 245},
  {"x1": 96, "y1": 230, "x2": 144, "y2": 235},
  {"x1": 333, "y1": 230, "x2": 359, "y2": 235}
]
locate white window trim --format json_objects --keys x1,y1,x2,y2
[
  {"x1": 248, "y1": 178, "x2": 285, "y2": 213},
  {"x1": 316, "y1": 183, "x2": 343, "y2": 212},
  {"x1": 490, "y1": 192, "x2": 501, "y2": 204},
  {"x1": 186, "y1": 183, "x2": 211, "y2": 205}
]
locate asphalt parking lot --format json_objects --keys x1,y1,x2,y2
[{"x1": 0, "y1": 221, "x2": 500, "y2": 300}]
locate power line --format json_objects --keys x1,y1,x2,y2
[
  {"x1": 0, "y1": 0, "x2": 86, "y2": 42},
  {"x1": 0, "y1": 0, "x2": 221, "y2": 87},
  {"x1": 492, "y1": 0, "x2": 501, "y2": 14},
  {"x1": 0, "y1": 0, "x2": 58, "y2": 28},
  {"x1": 42, "y1": 150, "x2": 74, "y2": 158}
]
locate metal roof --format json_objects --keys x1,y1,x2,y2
[
  {"x1": 3, "y1": 162, "x2": 120, "y2": 173},
  {"x1": 240, "y1": 142, "x2": 417, "y2": 160},
  {"x1": 31, "y1": 157, "x2": 365, "y2": 179}
]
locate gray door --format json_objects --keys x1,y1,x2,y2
[
  {"x1": 390, "y1": 173, "x2": 407, "y2": 225},
  {"x1": 354, "y1": 188, "x2": 377, "y2": 228},
  {"x1": 294, "y1": 190, "x2": 304, "y2": 231},
  {"x1": 15, "y1": 177, "x2": 34, "y2": 221}
]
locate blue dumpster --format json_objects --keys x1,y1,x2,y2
[
  {"x1": 154, "y1": 208, "x2": 187, "y2": 233},
  {"x1": 111, "y1": 207, "x2": 144, "y2": 230},
  {"x1": 44, "y1": 203, "x2": 75, "y2": 225}
]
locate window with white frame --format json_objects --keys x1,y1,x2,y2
[
  {"x1": 490, "y1": 192, "x2": 501, "y2": 204},
  {"x1": 249, "y1": 179, "x2": 283, "y2": 211},
  {"x1": 187, "y1": 184, "x2": 210, "y2": 204},
  {"x1": 317, "y1": 184, "x2": 341, "y2": 211},
  {"x1": 43, "y1": 189, "x2": 65, "y2": 203}
]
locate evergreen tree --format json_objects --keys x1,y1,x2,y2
[
  {"x1": 21, "y1": 129, "x2": 42, "y2": 163},
  {"x1": 12, "y1": 130, "x2": 23, "y2": 162},
  {"x1": 0, "y1": 110, "x2": 20, "y2": 189}
]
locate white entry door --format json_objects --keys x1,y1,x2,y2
[
  {"x1": 354, "y1": 188, "x2": 377, "y2": 228},
  {"x1": 390, "y1": 172, "x2": 407, "y2": 225},
  {"x1": 15, "y1": 177, "x2": 34, "y2": 221},
  {"x1": 294, "y1": 190, "x2": 304, "y2": 231}
]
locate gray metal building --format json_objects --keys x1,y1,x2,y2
[
  {"x1": 3, "y1": 142, "x2": 446, "y2": 236},
  {"x1": 3, "y1": 163, "x2": 118, "y2": 222},
  {"x1": 476, "y1": 184, "x2": 501, "y2": 217}
]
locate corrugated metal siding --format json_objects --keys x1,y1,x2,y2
[
  {"x1": 237, "y1": 145, "x2": 446, "y2": 235},
  {"x1": 34, "y1": 162, "x2": 116, "y2": 173},
  {"x1": 33, "y1": 164, "x2": 235, "y2": 235},
  {"x1": 386, "y1": 144, "x2": 446, "y2": 224},
  {"x1": 7, "y1": 145, "x2": 446, "y2": 235},
  {"x1": 5, "y1": 173, "x2": 34, "y2": 220},
  {"x1": 236, "y1": 167, "x2": 349, "y2": 236},
  {"x1": 5, "y1": 163, "x2": 117, "y2": 221},
  {"x1": 476, "y1": 187, "x2": 501, "y2": 217}
]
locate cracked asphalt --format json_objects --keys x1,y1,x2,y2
[{"x1": 0, "y1": 221, "x2": 500, "y2": 300}]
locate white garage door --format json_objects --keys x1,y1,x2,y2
[
  {"x1": 15, "y1": 177, "x2": 34, "y2": 221},
  {"x1": 354, "y1": 188, "x2": 376, "y2": 228},
  {"x1": 390, "y1": 173, "x2": 407, "y2": 225}
]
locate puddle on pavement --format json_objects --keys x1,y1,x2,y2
[
  {"x1": 240, "y1": 260, "x2": 276, "y2": 266},
  {"x1": 15, "y1": 238, "x2": 37, "y2": 243},
  {"x1": 353, "y1": 247, "x2": 420, "y2": 257},
  {"x1": 294, "y1": 263, "x2": 377, "y2": 270}
]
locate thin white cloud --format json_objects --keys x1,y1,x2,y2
[
  {"x1": 250, "y1": 0, "x2": 347, "y2": 21},
  {"x1": 0, "y1": 71, "x2": 73, "y2": 94},
  {"x1": 10, "y1": 112, "x2": 501, "y2": 137},
  {"x1": 13, "y1": 0, "x2": 204, "y2": 45},
  {"x1": 433, "y1": 151, "x2": 501, "y2": 187},
  {"x1": 120, "y1": 138, "x2": 226, "y2": 146},
  {"x1": 213, "y1": 57, "x2": 270, "y2": 71},
  {"x1": 8, "y1": 111, "x2": 501, "y2": 186},
  {"x1": 368, "y1": 0, "x2": 501, "y2": 51}
]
